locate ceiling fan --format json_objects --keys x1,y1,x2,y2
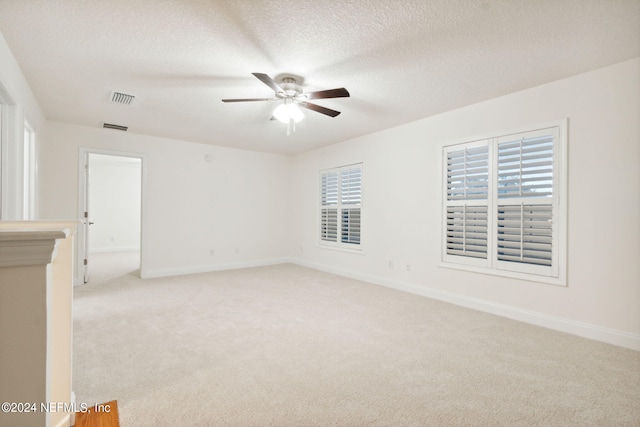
[{"x1": 222, "y1": 73, "x2": 350, "y2": 134}]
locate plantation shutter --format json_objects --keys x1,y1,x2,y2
[
  {"x1": 320, "y1": 164, "x2": 362, "y2": 247},
  {"x1": 447, "y1": 145, "x2": 489, "y2": 200},
  {"x1": 341, "y1": 166, "x2": 361, "y2": 205},
  {"x1": 340, "y1": 165, "x2": 362, "y2": 245},
  {"x1": 497, "y1": 204, "x2": 552, "y2": 266},
  {"x1": 497, "y1": 135, "x2": 553, "y2": 198},
  {"x1": 320, "y1": 170, "x2": 338, "y2": 242},
  {"x1": 446, "y1": 205, "x2": 488, "y2": 258},
  {"x1": 495, "y1": 129, "x2": 557, "y2": 275},
  {"x1": 444, "y1": 143, "x2": 489, "y2": 261},
  {"x1": 341, "y1": 208, "x2": 361, "y2": 244}
]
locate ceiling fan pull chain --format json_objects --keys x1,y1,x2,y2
[{"x1": 286, "y1": 117, "x2": 294, "y2": 136}]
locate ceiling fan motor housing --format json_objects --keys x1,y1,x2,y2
[{"x1": 280, "y1": 77, "x2": 299, "y2": 97}]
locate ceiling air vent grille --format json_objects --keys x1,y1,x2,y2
[
  {"x1": 103, "y1": 123, "x2": 128, "y2": 131},
  {"x1": 111, "y1": 91, "x2": 135, "y2": 105}
]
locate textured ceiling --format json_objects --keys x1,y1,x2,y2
[{"x1": 0, "y1": 0, "x2": 638, "y2": 155}]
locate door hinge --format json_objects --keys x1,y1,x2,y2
[
  {"x1": 84, "y1": 259, "x2": 88, "y2": 266},
  {"x1": 84, "y1": 211, "x2": 88, "y2": 218}
]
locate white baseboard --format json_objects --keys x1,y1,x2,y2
[
  {"x1": 141, "y1": 257, "x2": 290, "y2": 279},
  {"x1": 291, "y1": 258, "x2": 640, "y2": 352},
  {"x1": 89, "y1": 246, "x2": 140, "y2": 253}
]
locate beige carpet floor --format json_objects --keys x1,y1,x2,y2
[
  {"x1": 73, "y1": 261, "x2": 640, "y2": 426},
  {"x1": 85, "y1": 250, "x2": 140, "y2": 285}
]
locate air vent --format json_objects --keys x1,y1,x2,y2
[
  {"x1": 110, "y1": 91, "x2": 135, "y2": 105},
  {"x1": 103, "y1": 123, "x2": 128, "y2": 131}
]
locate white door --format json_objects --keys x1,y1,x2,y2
[
  {"x1": 82, "y1": 152, "x2": 92, "y2": 283},
  {"x1": 78, "y1": 148, "x2": 145, "y2": 285}
]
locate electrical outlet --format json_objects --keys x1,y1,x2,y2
[{"x1": 388, "y1": 260, "x2": 394, "y2": 269}]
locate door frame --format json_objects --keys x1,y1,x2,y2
[{"x1": 77, "y1": 147, "x2": 148, "y2": 285}]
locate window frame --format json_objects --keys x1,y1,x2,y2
[
  {"x1": 440, "y1": 120, "x2": 567, "y2": 286},
  {"x1": 318, "y1": 162, "x2": 364, "y2": 253}
]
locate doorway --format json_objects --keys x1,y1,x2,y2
[{"x1": 78, "y1": 149, "x2": 144, "y2": 285}]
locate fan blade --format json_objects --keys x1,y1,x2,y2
[
  {"x1": 302, "y1": 88, "x2": 350, "y2": 100},
  {"x1": 252, "y1": 73, "x2": 284, "y2": 94},
  {"x1": 222, "y1": 97, "x2": 279, "y2": 102},
  {"x1": 298, "y1": 102, "x2": 341, "y2": 117}
]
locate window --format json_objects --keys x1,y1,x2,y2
[
  {"x1": 442, "y1": 122, "x2": 566, "y2": 284},
  {"x1": 320, "y1": 163, "x2": 362, "y2": 250}
]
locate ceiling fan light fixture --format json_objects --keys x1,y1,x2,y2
[{"x1": 273, "y1": 102, "x2": 304, "y2": 124}]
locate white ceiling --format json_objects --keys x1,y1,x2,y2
[{"x1": 0, "y1": 0, "x2": 638, "y2": 155}]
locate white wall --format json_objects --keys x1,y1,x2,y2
[
  {"x1": 290, "y1": 58, "x2": 640, "y2": 349},
  {"x1": 39, "y1": 122, "x2": 292, "y2": 280},
  {"x1": 88, "y1": 154, "x2": 141, "y2": 252}
]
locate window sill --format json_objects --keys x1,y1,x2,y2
[
  {"x1": 438, "y1": 261, "x2": 566, "y2": 287},
  {"x1": 317, "y1": 243, "x2": 365, "y2": 255}
]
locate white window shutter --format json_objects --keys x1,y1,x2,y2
[
  {"x1": 321, "y1": 208, "x2": 338, "y2": 242},
  {"x1": 494, "y1": 128, "x2": 558, "y2": 276},
  {"x1": 320, "y1": 170, "x2": 339, "y2": 242},
  {"x1": 340, "y1": 165, "x2": 362, "y2": 245},
  {"x1": 341, "y1": 208, "x2": 361, "y2": 244},
  {"x1": 497, "y1": 135, "x2": 553, "y2": 199},
  {"x1": 320, "y1": 164, "x2": 363, "y2": 248},
  {"x1": 444, "y1": 142, "x2": 489, "y2": 265},
  {"x1": 321, "y1": 171, "x2": 339, "y2": 206},
  {"x1": 446, "y1": 205, "x2": 488, "y2": 258},
  {"x1": 340, "y1": 166, "x2": 362, "y2": 205},
  {"x1": 497, "y1": 204, "x2": 552, "y2": 266},
  {"x1": 447, "y1": 145, "x2": 489, "y2": 201}
]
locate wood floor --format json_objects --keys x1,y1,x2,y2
[{"x1": 74, "y1": 400, "x2": 120, "y2": 427}]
